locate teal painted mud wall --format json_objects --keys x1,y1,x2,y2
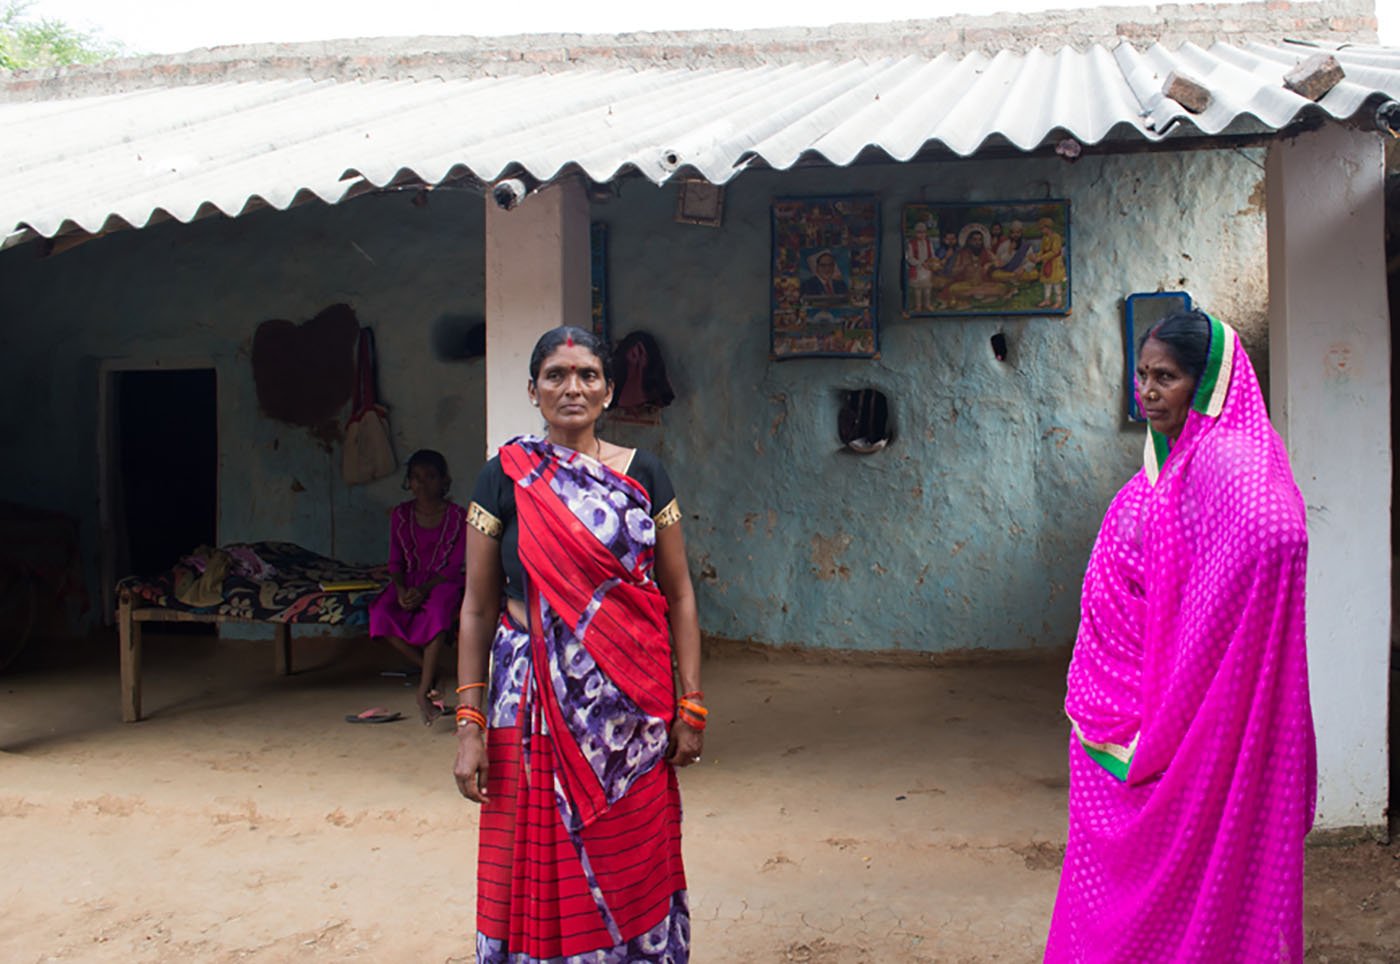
[
  {"x1": 1, "y1": 149, "x2": 1268, "y2": 652},
  {"x1": 598, "y1": 150, "x2": 1269, "y2": 651},
  {"x1": 0, "y1": 191, "x2": 488, "y2": 632}
]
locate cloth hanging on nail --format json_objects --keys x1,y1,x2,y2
[
  {"x1": 342, "y1": 327, "x2": 397, "y2": 485},
  {"x1": 611, "y1": 331, "x2": 675, "y2": 411}
]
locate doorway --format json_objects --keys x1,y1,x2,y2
[{"x1": 100, "y1": 367, "x2": 218, "y2": 623}]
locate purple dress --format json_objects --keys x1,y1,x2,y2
[{"x1": 368, "y1": 500, "x2": 467, "y2": 646}]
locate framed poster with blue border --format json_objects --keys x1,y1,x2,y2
[
  {"x1": 1124, "y1": 291, "x2": 1192, "y2": 422},
  {"x1": 770, "y1": 195, "x2": 879, "y2": 360},
  {"x1": 900, "y1": 200, "x2": 1070, "y2": 317}
]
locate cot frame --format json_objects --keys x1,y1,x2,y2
[{"x1": 118, "y1": 589, "x2": 294, "y2": 722}]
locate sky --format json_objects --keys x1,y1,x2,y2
[{"x1": 23, "y1": 0, "x2": 1400, "y2": 54}]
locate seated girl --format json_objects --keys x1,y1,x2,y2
[{"x1": 368, "y1": 449, "x2": 467, "y2": 724}]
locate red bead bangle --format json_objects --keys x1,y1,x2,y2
[{"x1": 455, "y1": 706, "x2": 487, "y2": 731}]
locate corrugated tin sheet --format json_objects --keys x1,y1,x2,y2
[{"x1": 2, "y1": 39, "x2": 1398, "y2": 246}]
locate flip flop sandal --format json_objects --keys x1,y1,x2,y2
[{"x1": 345, "y1": 706, "x2": 403, "y2": 724}]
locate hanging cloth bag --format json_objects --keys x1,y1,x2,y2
[{"x1": 342, "y1": 327, "x2": 397, "y2": 485}]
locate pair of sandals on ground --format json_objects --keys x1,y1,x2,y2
[{"x1": 344, "y1": 667, "x2": 452, "y2": 725}]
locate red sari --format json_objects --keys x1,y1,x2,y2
[{"x1": 475, "y1": 437, "x2": 689, "y2": 963}]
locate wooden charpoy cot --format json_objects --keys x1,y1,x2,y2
[{"x1": 116, "y1": 541, "x2": 384, "y2": 721}]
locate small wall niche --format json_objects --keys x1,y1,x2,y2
[{"x1": 838, "y1": 388, "x2": 892, "y2": 454}]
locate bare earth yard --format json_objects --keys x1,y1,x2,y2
[{"x1": 1, "y1": 634, "x2": 1396, "y2": 963}]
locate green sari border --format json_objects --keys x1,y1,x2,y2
[
  {"x1": 1079, "y1": 741, "x2": 1131, "y2": 781},
  {"x1": 1194, "y1": 314, "x2": 1235, "y2": 418},
  {"x1": 1069, "y1": 717, "x2": 1137, "y2": 783},
  {"x1": 1144, "y1": 428, "x2": 1171, "y2": 485}
]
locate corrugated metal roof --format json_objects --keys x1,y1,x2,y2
[{"x1": 2, "y1": 39, "x2": 1397, "y2": 247}]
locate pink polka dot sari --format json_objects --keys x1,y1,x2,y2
[{"x1": 1046, "y1": 317, "x2": 1316, "y2": 962}]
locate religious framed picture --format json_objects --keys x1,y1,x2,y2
[
  {"x1": 900, "y1": 200, "x2": 1070, "y2": 317},
  {"x1": 770, "y1": 195, "x2": 880, "y2": 360},
  {"x1": 1124, "y1": 291, "x2": 1193, "y2": 421}
]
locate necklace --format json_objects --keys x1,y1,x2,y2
[
  {"x1": 548, "y1": 433, "x2": 605, "y2": 466},
  {"x1": 401, "y1": 500, "x2": 454, "y2": 574}
]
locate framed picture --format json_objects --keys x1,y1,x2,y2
[
  {"x1": 1124, "y1": 291, "x2": 1192, "y2": 421},
  {"x1": 900, "y1": 200, "x2": 1070, "y2": 317},
  {"x1": 590, "y1": 221, "x2": 609, "y2": 342},
  {"x1": 770, "y1": 195, "x2": 880, "y2": 360},
  {"x1": 674, "y1": 179, "x2": 725, "y2": 227}
]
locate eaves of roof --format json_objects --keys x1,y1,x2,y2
[{"x1": 2, "y1": 38, "x2": 1397, "y2": 248}]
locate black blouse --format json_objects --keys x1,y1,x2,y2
[{"x1": 466, "y1": 448, "x2": 680, "y2": 601}]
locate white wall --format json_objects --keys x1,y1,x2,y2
[
  {"x1": 1267, "y1": 124, "x2": 1391, "y2": 832},
  {"x1": 484, "y1": 178, "x2": 592, "y2": 454}
]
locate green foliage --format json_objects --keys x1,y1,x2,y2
[{"x1": 1, "y1": 1, "x2": 124, "y2": 70}]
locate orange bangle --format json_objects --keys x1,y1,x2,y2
[
  {"x1": 455, "y1": 706, "x2": 487, "y2": 730},
  {"x1": 455, "y1": 683, "x2": 486, "y2": 694},
  {"x1": 677, "y1": 699, "x2": 708, "y2": 717}
]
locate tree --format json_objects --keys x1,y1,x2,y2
[{"x1": 0, "y1": 1, "x2": 124, "y2": 70}]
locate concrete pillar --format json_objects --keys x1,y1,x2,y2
[
  {"x1": 1267, "y1": 124, "x2": 1390, "y2": 832},
  {"x1": 483, "y1": 178, "x2": 591, "y2": 454}
]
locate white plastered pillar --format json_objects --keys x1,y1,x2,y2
[
  {"x1": 484, "y1": 178, "x2": 592, "y2": 454},
  {"x1": 1266, "y1": 124, "x2": 1390, "y2": 832}
]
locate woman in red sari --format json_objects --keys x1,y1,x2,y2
[{"x1": 453, "y1": 326, "x2": 703, "y2": 963}]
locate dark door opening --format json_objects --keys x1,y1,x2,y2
[{"x1": 114, "y1": 370, "x2": 217, "y2": 634}]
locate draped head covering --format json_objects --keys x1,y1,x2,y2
[{"x1": 1047, "y1": 315, "x2": 1316, "y2": 962}]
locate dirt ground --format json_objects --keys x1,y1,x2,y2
[{"x1": 1, "y1": 632, "x2": 1396, "y2": 963}]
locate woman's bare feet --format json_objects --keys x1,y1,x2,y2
[{"x1": 417, "y1": 689, "x2": 444, "y2": 725}]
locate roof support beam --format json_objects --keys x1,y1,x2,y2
[
  {"x1": 483, "y1": 177, "x2": 592, "y2": 454},
  {"x1": 1266, "y1": 123, "x2": 1390, "y2": 835}
]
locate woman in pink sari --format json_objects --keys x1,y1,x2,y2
[
  {"x1": 1046, "y1": 310, "x2": 1316, "y2": 962},
  {"x1": 369, "y1": 449, "x2": 467, "y2": 723}
]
